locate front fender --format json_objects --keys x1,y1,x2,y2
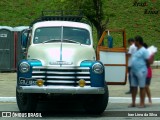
[
  {"x1": 17, "y1": 59, "x2": 42, "y2": 85},
  {"x1": 80, "y1": 60, "x2": 105, "y2": 87}
]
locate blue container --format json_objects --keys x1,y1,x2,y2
[{"x1": 107, "y1": 35, "x2": 113, "y2": 48}]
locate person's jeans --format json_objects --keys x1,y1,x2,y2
[{"x1": 130, "y1": 69, "x2": 147, "y2": 88}]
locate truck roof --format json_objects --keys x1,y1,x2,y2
[{"x1": 32, "y1": 21, "x2": 92, "y2": 31}]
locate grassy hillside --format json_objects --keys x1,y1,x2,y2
[
  {"x1": 105, "y1": 0, "x2": 160, "y2": 60},
  {"x1": 0, "y1": 0, "x2": 160, "y2": 59}
]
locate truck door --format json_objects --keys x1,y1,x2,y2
[{"x1": 97, "y1": 29, "x2": 127, "y2": 85}]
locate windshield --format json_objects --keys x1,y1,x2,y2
[{"x1": 33, "y1": 27, "x2": 91, "y2": 45}]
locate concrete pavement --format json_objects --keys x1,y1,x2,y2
[{"x1": 0, "y1": 69, "x2": 160, "y2": 97}]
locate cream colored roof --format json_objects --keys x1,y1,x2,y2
[{"x1": 32, "y1": 21, "x2": 91, "y2": 31}]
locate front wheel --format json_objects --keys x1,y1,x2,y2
[
  {"x1": 84, "y1": 85, "x2": 109, "y2": 114},
  {"x1": 16, "y1": 90, "x2": 38, "y2": 112}
]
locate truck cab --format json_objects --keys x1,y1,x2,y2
[{"x1": 16, "y1": 11, "x2": 127, "y2": 114}]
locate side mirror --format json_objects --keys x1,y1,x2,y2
[{"x1": 21, "y1": 29, "x2": 30, "y2": 49}]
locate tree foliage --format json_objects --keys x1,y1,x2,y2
[
  {"x1": 57, "y1": 0, "x2": 109, "y2": 40},
  {"x1": 1, "y1": 0, "x2": 159, "y2": 59}
]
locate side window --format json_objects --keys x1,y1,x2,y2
[{"x1": 27, "y1": 32, "x2": 31, "y2": 48}]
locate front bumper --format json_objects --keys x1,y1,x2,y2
[{"x1": 17, "y1": 86, "x2": 105, "y2": 94}]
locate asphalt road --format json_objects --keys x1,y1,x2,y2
[{"x1": 0, "y1": 102, "x2": 159, "y2": 120}]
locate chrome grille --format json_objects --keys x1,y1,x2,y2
[{"x1": 32, "y1": 66, "x2": 91, "y2": 86}]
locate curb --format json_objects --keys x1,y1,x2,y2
[
  {"x1": 0, "y1": 97, "x2": 160, "y2": 103},
  {"x1": 0, "y1": 97, "x2": 16, "y2": 102},
  {"x1": 109, "y1": 97, "x2": 160, "y2": 103}
]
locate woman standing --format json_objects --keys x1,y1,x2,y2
[{"x1": 130, "y1": 36, "x2": 150, "y2": 108}]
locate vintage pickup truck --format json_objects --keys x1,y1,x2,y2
[{"x1": 16, "y1": 11, "x2": 127, "y2": 114}]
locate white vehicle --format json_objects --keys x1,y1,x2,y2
[{"x1": 16, "y1": 11, "x2": 127, "y2": 114}]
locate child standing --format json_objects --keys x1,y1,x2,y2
[
  {"x1": 145, "y1": 65, "x2": 152, "y2": 104},
  {"x1": 143, "y1": 43, "x2": 153, "y2": 104}
]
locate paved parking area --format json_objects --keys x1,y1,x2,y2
[{"x1": 0, "y1": 69, "x2": 159, "y2": 97}]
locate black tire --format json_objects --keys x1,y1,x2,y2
[
  {"x1": 16, "y1": 90, "x2": 38, "y2": 112},
  {"x1": 84, "y1": 85, "x2": 109, "y2": 114}
]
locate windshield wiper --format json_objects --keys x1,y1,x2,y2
[
  {"x1": 63, "y1": 39, "x2": 81, "y2": 44},
  {"x1": 43, "y1": 39, "x2": 61, "y2": 43},
  {"x1": 42, "y1": 39, "x2": 81, "y2": 44}
]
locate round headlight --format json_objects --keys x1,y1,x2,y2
[
  {"x1": 19, "y1": 62, "x2": 30, "y2": 73},
  {"x1": 92, "y1": 63, "x2": 104, "y2": 74}
]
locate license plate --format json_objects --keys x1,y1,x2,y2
[{"x1": 19, "y1": 78, "x2": 36, "y2": 85}]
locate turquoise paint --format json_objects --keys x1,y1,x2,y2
[{"x1": 80, "y1": 60, "x2": 105, "y2": 87}]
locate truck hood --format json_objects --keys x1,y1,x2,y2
[{"x1": 27, "y1": 43, "x2": 96, "y2": 66}]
